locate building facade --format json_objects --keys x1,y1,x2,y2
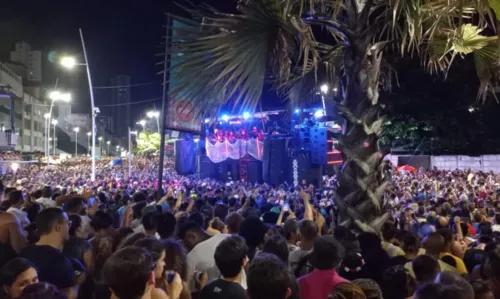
[
  {"x1": 10, "y1": 42, "x2": 42, "y2": 82},
  {"x1": 109, "y1": 75, "x2": 131, "y2": 137}
]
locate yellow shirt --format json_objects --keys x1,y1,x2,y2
[
  {"x1": 439, "y1": 252, "x2": 468, "y2": 275},
  {"x1": 381, "y1": 241, "x2": 405, "y2": 257},
  {"x1": 206, "y1": 227, "x2": 221, "y2": 235}
]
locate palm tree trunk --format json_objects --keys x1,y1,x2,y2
[{"x1": 334, "y1": 33, "x2": 390, "y2": 232}]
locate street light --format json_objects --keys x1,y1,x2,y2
[
  {"x1": 320, "y1": 84, "x2": 329, "y2": 94},
  {"x1": 73, "y1": 127, "x2": 80, "y2": 157},
  {"x1": 106, "y1": 140, "x2": 111, "y2": 156},
  {"x1": 86, "y1": 132, "x2": 91, "y2": 155},
  {"x1": 60, "y1": 57, "x2": 77, "y2": 69},
  {"x1": 60, "y1": 28, "x2": 97, "y2": 181},
  {"x1": 320, "y1": 84, "x2": 329, "y2": 116},
  {"x1": 51, "y1": 119, "x2": 58, "y2": 156},
  {"x1": 98, "y1": 136, "x2": 103, "y2": 156},
  {"x1": 147, "y1": 111, "x2": 160, "y2": 133},
  {"x1": 137, "y1": 119, "x2": 147, "y2": 131},
  {"x1": 128, "y1": 128, "x2": 138, "y2": 178},
  {"x1": 43, "y1": 113, "x2": 50, "y2": 162},
  {"x1": 46, "y1": 90, "x2": 71, "y2": 166}
]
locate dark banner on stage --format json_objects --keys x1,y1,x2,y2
[
  {"x1": 175, "y1": 140, "x2": 197, "y2": 175},
  {"x1": 166, "y1": 20, "x2": 202, "y2": 133}
]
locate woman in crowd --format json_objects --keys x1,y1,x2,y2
[
  {"x1": 0, "y1": 258, "x2": 39, "y2": 298},
  {"x1": 163, "y1": 239, "x2": 191, "y2": 299},
  {"x1": 134, "y1": 238, "x2": 174, "y2": 298},
  {"x1": 63, "y1": 214, "x2": 95, "y2": 299}
]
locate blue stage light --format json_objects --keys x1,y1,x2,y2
[
  {"x1": 243, "y1": 112, "x2": 251, "y2": 120},
  {"x1": 204, "y1": 118, "x2": 210, "y2": 124},
  {"x1": 221, "y1": 115, "x2": 229, "y2": 122},
  {"x1": 294, "y1": 108, "x2": 300, "y2": 114}
]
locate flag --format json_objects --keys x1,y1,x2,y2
[{"x1": 166, "y1": 19, "x2": 202, "y2": 133}]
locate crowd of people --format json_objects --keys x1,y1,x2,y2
[
  {"x1": 0, "y1": 152, "x2": 22, "y2": 161},
  {"x1": 0, "y1": 155, "x2": 499, "y2": 299}
]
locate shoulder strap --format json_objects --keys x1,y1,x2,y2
[{"x1": 294, "y1": 253, "x2": 311, "y2": 277}]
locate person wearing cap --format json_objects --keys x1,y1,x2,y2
[{"x1": 297, "y1": 235, "x2": 347, "y2": 299}]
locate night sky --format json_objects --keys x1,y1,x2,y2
[{"x1": 0, "y1": 0, "x2": 275, "y2": 121}]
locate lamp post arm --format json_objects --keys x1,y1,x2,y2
[{"x1": 79, "y1": 28, "x2": 97, "y2": 181}]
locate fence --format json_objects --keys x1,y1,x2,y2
[{"x1": 384, "y1": 154, "x2": 500, "y2": 173}]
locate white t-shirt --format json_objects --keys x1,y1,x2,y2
[
  {"x1": 7, "y1": 207, "x2": 30, "y2": 228},
  {"x1": 35, "y1": 197, "x2": 56, "y2": 209}
]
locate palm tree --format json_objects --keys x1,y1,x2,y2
[{"x1": 168, "y1": 0, "x2": 500, "y2": 232}]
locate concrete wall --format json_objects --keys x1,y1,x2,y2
[{"x1": 385, "y1": 154, "x2": 500, "y2": 173}]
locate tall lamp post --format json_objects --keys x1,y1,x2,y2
[
  {"x1": 46, "y1": 91, "x2": 70, "y2": 165},
  {"x1": 106, "y1": 141, "x2": 111, "y2": 156},
  {"x1": 60, "y1": 28, "x2": 97, "y2": 181},
  {"x1": 44, "y1": 113, "x2": 50, "y2": 159},
  {"x1": 87, "y1": 132, "x2": 91, "y2": 155},
  {"x1": 73, "y1": 127, "x2": 80, "y2": 157},
  {"x1": 128, "y1": 128, "x2": 137, "y2": 178},
  {"x1": 320, "y1": 84, "x2": 329, "y2": 116},
  {"x1": 51, "y1": 119, "x2": 58, "y2": 156},
  {"x1": 98, "y1": 136, "x2": 103, "y2": 156},
  {"x1": 136, "y1": 119, "x2": 146, "y2": 132},
  {"x1": 146, "y1": 111, "x2": 160, "y2": 133}
]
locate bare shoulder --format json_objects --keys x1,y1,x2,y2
[
  {"x1": 151, "y1": 288, "x2": 169, "y2": 299},
  {"x1": 0, "y1": 212, "x2": 19, "y2": 225}
]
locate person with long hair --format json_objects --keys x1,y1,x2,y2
[
  {"x1": 163, "y1": 239, "x2": 191, "y2": 299},
  {"x1": 90, "y1": 211, "x2": 116, "y2": 280},
  {"x1": 0, "y1": 258, "x2": 39, "y2": 298},
  {"x1": 63, "y1": 215, "x2": 94, "y2": 274},
  {"x1": 63, "y1": 215, "x2": 94, "y2": 299},
  {"x1": 135, "y1": 238, "x2": 183, "y2": 299}
]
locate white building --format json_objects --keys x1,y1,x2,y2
[
  {"x1": 10, "y1": 42, "x2": 42, "y2": 82},
  {"x1": 0, "y1": 62, "x2": 50, "y2": 152}
]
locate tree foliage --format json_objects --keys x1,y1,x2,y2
[{"x1": 135, "y1": 132, "x2": 161, "y2": 155}]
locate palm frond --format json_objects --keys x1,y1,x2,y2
[
  {"x1": 473, "y1": 40, "x2": 500, "y2": 102},
  {"x1": 168, "y1": 0, "x2": 319, "y2": 116}
]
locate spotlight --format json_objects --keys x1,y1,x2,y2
[
  {"x1": 294, "y1": 108, "x2": 300, "y2": 114},
  {"x1": 221, "y1": 115, "x2": 229, "y2": 122},
  {"x1": 320, "y1": 84, "x2": 329, "y2": 94},
  {"x1": 194, "y1": 138, "x2": 200, "y2": 143},
  {"x1": 243, "y1": 112, "x2": 251, "y2": 120},
  {"x1": 204, "y1": 118, "x2": 210, "y2": 124},
  {"x1": 314, "y1": 110, "x2": 324, "y2": 118}
]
